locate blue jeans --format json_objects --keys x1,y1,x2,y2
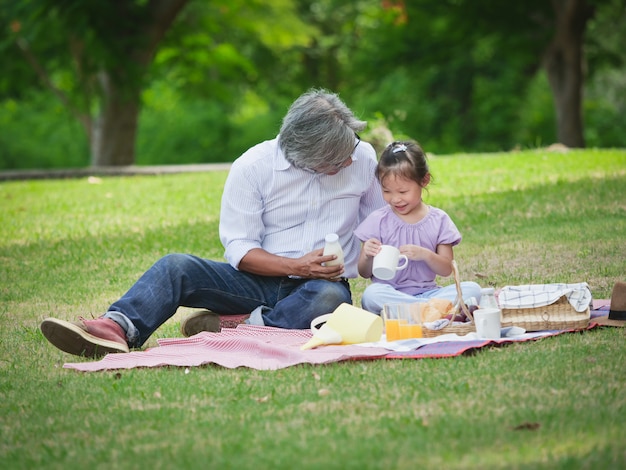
[
  {"x1": 104, "y1": 254, "x2": 352, "y2": 347},
  {"x1": 360, "y1": 281, "x2": 482, "y2": 314}
]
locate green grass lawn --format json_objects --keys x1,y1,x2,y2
[{"x1": 1, "y1": 148, "x2": 625, "y2": 469}]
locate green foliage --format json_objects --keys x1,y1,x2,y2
[
  {"x1": 137, "y1": 84, "x2": 233, "y2": 165},
  {"x1": 136, "y1": 83, "x2": 286, "y2": 165},
  {"x1": 584, "y1": 68, "x2": 626, "y2": 148},
  {"x1": 349, "y1": 0, "x2": 550, "y2": 153},
  {"x1": 1, "y1": 0, "x2": 150, "y2": 105},
  {"x1": 586, "y1": 0, "x2": 626, "y2": 74},
  {"x1": 349, "y1": 0, "x2": 625, "y2": 152},
  {"x1": 152, "y1": 0, "x2": 316, "y2": 100},
  {"x1": 0, "y1": 92, "x2": 88, "y2": 169},
  {"x1": 1, "y1": 0, "x2": 625, "y2": 169},
  {"x1": 514, "y1": 72, "x2": 557, "y2": 149}
]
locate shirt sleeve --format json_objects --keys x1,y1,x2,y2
[
  {"x1": 219, "y1": 159, "x2": 265, "y2": 269},
  {"x1": 436, "y1": 210, "x2": 462, "y2": 247},
  {"x1": 354, "y1": 208, "x2": 384, "y2": 242}
]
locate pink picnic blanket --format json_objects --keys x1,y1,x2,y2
[
  {"x1": 64, "y1": 325, "x2": 390, "y2": 372},
  {"x1": 64, "y1": 303, "x2": 608, "y2": 372}
]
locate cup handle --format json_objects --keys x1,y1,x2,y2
[
  {"x1": 310, "y1": 313, "x2": 333, "y2": 332},
  {"x1": 396, "y1": 255, "x2": 409, "y2": 271}
]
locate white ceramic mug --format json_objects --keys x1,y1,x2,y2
[
  {"x1": 372, "y1": 245, "x2": 409, "y2": 280},
  {"x1": 474, "y1": 307, "x2": 502, "y2": 340}
]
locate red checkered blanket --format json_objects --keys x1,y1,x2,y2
[{"x1": 63, "y1": 302, "x2": 609, "y2": 372}]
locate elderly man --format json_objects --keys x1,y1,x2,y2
[{"x1": 40, "y1": 89, "x2": 385, "y2": 358}]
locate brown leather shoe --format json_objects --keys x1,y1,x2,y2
[
  {"x1": 180, "y1": 310, "x2": 221, "y2": 337},
  {"x1": 40, "y1": 317, "x2": 129, "y2": 358}
]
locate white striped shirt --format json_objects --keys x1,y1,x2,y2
[{"x1": 219, "y1": 136, "x2": 385, "y2": 277}]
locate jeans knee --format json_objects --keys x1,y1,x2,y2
[
  {"x1": 158, "y1": 253, "x2": 191, "y2": 269},
  {"x1": 307, "y1": 280, "x2": 351, "y2": 313},
  {"x1": 321, "y1": 281, "x2": 351, "y2": 304}
]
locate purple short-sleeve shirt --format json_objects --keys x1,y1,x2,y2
[{"x1": 354, "y1": 205, "x2": 462, "y2": 295}]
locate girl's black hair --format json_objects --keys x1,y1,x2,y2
[{"x1": 376, "y1": 140, "x2": 431, "y2": 186}]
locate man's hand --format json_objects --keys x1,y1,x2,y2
[
  {"x1": 294, "y1": 248, "x2": 344, "y2": 280},
  {"x1": 238, "y1": 248, "x2": 344, "y2": 279}
]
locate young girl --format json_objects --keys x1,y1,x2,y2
[{"x1": 354, "y1": 140, "x2": 481, "y2": 314}]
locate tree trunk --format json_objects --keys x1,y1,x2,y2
[
  {"x1": 90, "y1": 72, "x2": 141, "y2": 167},
  {"x1": 88, "y1": 0, "x2": 188, "y2": 166},
  {"x1": 543, "y1": 0, "x2": 594, "y2": 148}
]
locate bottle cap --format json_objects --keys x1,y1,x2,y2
[{"x1": 325, "y1": 233, "x2": 339, "y2": 243}]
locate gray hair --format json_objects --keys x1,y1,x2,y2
[{"x1": 279, "y1": 89, "x2": 367, "y2": 170}]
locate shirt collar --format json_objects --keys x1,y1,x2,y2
[{"x1": 274, "y1": 135, "x2": 292, "y2": 171}]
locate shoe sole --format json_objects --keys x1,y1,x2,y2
[
  {"x1": 180, "y1": 310, "x2": 221, "y2": 337},
  {"x1": 40, "y1": 318, "x2": 129, "y2": 358}
]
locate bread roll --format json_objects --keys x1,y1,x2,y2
[{"x1": 420, "y1": 299, "x2": 454, "y2": 322}]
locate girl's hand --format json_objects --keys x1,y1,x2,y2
[
  {"x1": 399, "y1": 243, "x2": 455, "y2": 277},
  {"x1": 358, "y1": 238, "x2": 382, "y2": 279},
  {"x1": 363, "y1": 238, "x2": 382, "y2": 258},
  {"x1": 399, "y1": 244, "x2": 429, "y2": 261}
]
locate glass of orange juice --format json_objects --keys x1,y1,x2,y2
[{"x1": 382, "y1": 303, "x2": 423, "y2": 341}]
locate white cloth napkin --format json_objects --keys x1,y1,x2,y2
[{"x1": 498, "y1": 282, "x2": 592, "y2": 312}]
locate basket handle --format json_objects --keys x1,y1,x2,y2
[{"x1": 451, "y1": 260, "x2": 472, "y2": 321}]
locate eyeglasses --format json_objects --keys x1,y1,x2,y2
[{"x1": 352, "y1": 133, "x2": 361, "y2": 156}]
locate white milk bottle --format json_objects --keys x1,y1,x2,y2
[
  {"x1": 322, "y1": 233, "x2": 344, "y2": 267},
  {"x1": 480, "y1": 287, "x2": 498, "y2": 309}
]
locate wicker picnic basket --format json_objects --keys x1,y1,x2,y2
[
  {"x1": 422, "y1": 260, "x2": 476, "y2": 338},
  {"x1": 500, "y1": 295, "x2": 590, "y2": 331}
]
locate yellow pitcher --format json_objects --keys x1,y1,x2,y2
[{"x1": 301, "y1": 303, "x2": 383, "y2": 350}]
